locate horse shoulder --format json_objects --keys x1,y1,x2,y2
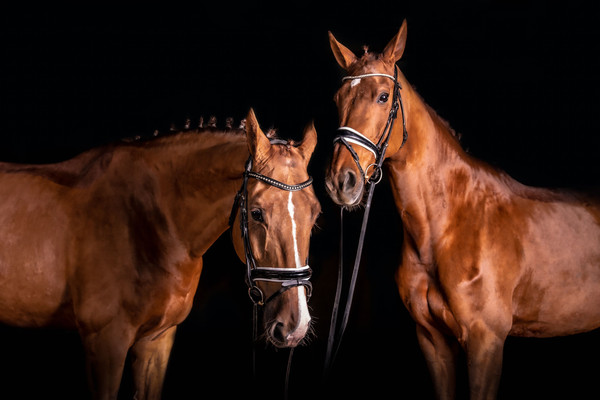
[
  {"x1": 428, "y1": 172, "x2": 528, "y2": 332},
  {"x1": 395, "y1": 224, "x2": 459, "y2": 336},
  {"x1": 71, "y1": 152, "x2": 204, "y2": 334}
]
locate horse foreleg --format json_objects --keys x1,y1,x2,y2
[
  {"x1": 464, "y1": 320, "x2": 506, "y2": 400},
  {"x1": 130, "y1": 325, "x2": 177, "y2": 400},
  {"x1": 81, "y1": 322, "x2": 136, "y2": 400},
  {"x1": 416, "y1": 323, "x2": 459, "y2": 400}
]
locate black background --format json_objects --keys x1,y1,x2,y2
[{"x1": 1, "y1": 1, "x2": 600, "y2": 399}]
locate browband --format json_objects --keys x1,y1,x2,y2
[
  {"x1": 246, "y1": 171, "x2": 313, "y2": 192},
  {"x1": 342, "y1": 73, "x2": 396, "y2": 81}
]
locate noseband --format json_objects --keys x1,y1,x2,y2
[
  {"x1": 333, "y1": 66, "x2": 407, "y2": 183},
  {"x1": 229, "y1": 152, "x2": 314, "y2": 307}
]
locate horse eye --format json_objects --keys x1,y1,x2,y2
[
  {"x1": 377, "y1": 93, "x2": 389, "y2": 103},
  {"x1": 250, "y1": 209, "x2": 264, "y2": 222}
]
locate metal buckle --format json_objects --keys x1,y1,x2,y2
[
  {"x1": 365, "y1": 163, "x2": 383, "y2": 184},
  {"x1": 303, "y1": 280, "x2": 313, "y2": 301},
  {"x1": 248, "y1": 286, "x2": 265, "y2": 306}
]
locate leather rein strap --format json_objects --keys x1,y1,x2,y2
[{"x1": 324, "y1": 65, "x2": 407, "y2": 375}]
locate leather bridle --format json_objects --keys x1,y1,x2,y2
[
  {"x1": 229, "y1": 154, "x2": 314, "y2": 307},
  {"x1": 325, "y1": 65, "x2": 408, "y2": 375},
  {"x1": 229, "y1": 145, "x2": 314, "y2": 383},
  {"x1": 333, "y1": 66, "x2": 407, "y2": 185}
]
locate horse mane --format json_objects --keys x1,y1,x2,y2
[
  {"x1": 122, "y1": 115, "x2": 289, "y2": 148},
  {"x1": 406, "y1": 85, "x2": 599, "y2": 207},
  {"x1": 129, "y1": 128, "x2": 246, "y2": 151},
  {"x1": 123, "y1": 115, "x2": 248, "y2": 146},
  {"x1": 410, "y1": 87, "x2": 462, "y2": 145}
]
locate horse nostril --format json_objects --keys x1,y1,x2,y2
[
  {"x1": 329, "y1": 168, "x2": 363, "y2": 206},
  {"x1": 341, "y1": 170, "x2": 357, "y2": 193},
  {"x1": 272, "y1": 322, "x2": 286, "y2": 343}
]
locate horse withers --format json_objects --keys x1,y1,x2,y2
[
  {"x1": 0, "y1": 109, "x2": 321, "y2": 399},
  {"x1": 325, "y1": 20, "x2": 600, "y2": 400}
]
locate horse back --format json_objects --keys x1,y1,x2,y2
[{"x1": 0, "y1": 146, "x2": 114, "y2": 188}]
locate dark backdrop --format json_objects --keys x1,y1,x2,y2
[{"x1": 1, "y1": 1, "x2": 599, "y2": 399}]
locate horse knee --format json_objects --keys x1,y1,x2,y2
[
  {"x1": 130, "y1": 326, "x2": 177, "y2": 400},
  {"x1": 416, "y1": 324, "x2": 459, "y2": 400},
  {"x1": 465, "y1": 319, "x2": 508, "y2": 353},
  {"x1": 462, "y1": 319, "x2": 507, "y2": 399},
  {"x1": 81, "y1": 327, "x2": 135, "y2": 400}
]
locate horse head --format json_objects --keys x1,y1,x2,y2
[
  {"x1": 326, "y1": 20, "x2": 408, "y2": 207},
  {"x1": 231, "y1": 109, "x2": 320, "y2": 348}
]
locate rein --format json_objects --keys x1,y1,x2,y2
[
  {"x1": 324, "y1": 65, "x2": 407, "y2": 375},
  {"x1": 228, "y1": 148, "x2": 314, "y2": 386}
]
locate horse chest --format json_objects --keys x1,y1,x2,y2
[
  {"x1": 398, "y1": 226, "x2": 494, "y2": 338},
  {"x1": 140, "y1": 259, "x2": 203, "y2": 325},
  {"x1": 396, "y1": 242, "x2": 457, "y2": 332}
]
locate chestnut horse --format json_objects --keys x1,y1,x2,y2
[
  {"x1": 0, "y1": 109, "x2": 320, "y2": 400},
  {"x1": 325, "y1": 21, "x2": 600, "y2": 400}
]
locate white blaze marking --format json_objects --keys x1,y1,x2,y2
[
  {"x1": 287, "y1": 191, "x2": 302, "y2": 268},
  {"x1": 286, "y1": 191, "x2": 311, "y2": 343},
  {"x1": 350, "y1": 78, "x2": 361, "y2": 87},
  {"x1": 294, "y1": 285, "x2": 311, "y2": 340}
]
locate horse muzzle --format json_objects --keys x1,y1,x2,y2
[
  {"x1": 325, "y1": 165, "x2": 364, "y2": 207},
  {"x1": 265, "y1": 286, "x2": 312, "y2": 348}
]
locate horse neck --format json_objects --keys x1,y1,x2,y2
[
  {"x1": 386, "y1": 83, "x2": 489, "y2": 261},
  {"x1": 142, "y1": 132, "x2": 248, "y2": 257}
]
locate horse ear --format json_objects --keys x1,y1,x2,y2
[
  {"x1": 298, "y1": 120, "x2": 317, "y2": 164},
  {"x1": 382, "y1": 19, "x2": 408, "y2": 63},
  {"x1": 328, "y1": 31, "x2": 357, "y2": 70},
  {"x1": 245, "y1": 108, "x2": 271, "y2": 162}
]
